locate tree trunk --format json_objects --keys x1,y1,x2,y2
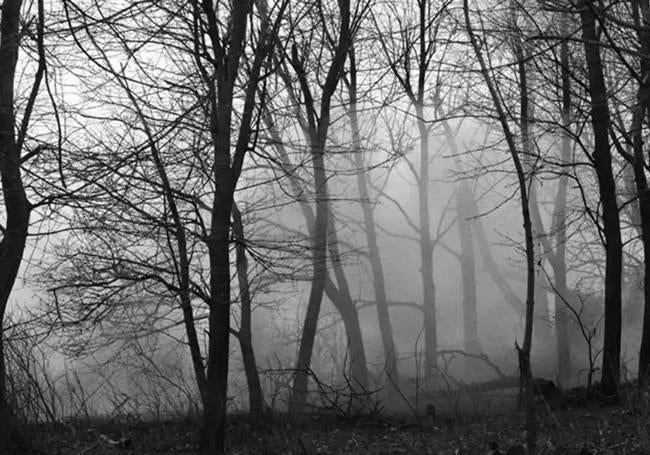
[
  {"x1": 266, "y1": 115, "x2": 368, "y2": 404},
  {"x1": 0, "y1": 1, "x2": 35, "y2": 452},
  {"x1": 633, "y1": 0, "x2": 650, "y2": 386},
  {"x1": 326, "y1": 212, "x2": 368, "y2": 392},
  {"x1": 355, "y1": 158, "x2": 401, "y2": 399},
  {"x1": 291, "y1": 139, "x2": 330, "y2": 413},
  {"x1": 456, "y1": 183, "x2": 480, "y2": 354},
  {"x1": 554, "y1": 10, "x2": 572, "y2": 389},
  {"x1": 202, "y1": 194, "x2": 233, "y2": 454},
  {"x1": 578, "y1": 0, "x2": 623, "y2": 398},
  {"x1": 465, "y1": 1, "x2": 537, "y2": 449},
  {"x1": 439, "y1": 116, "x2": 480, "y2": 357},
  {"x1": 416, "y1": 114, "x2": 437, "y2": 381},
  {"x1": 347, "y1": 47, "x2": 400, "y2": 400},
  {"x1": 529, "y1": 187, "x2": 553, "y2": 348},
  {"x1": 232, "y1": 204, "x2": 265, "y2": 418}
]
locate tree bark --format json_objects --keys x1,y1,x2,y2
[{"x1": 578, "y1": 0, "x2": 623, "y2": 398}]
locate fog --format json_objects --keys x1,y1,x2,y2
[{"x1": 1, "y1": 2, "x2": 646, "y2": 445}]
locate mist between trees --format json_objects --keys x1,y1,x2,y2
[{"x1": 0, "y1": 0, "x2": 649, "y2": 453}]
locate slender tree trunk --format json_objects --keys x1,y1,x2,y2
[
  {"x1": 465, "y1": 1, "x2": 537, "y2": 450},
  {"x1": 456, "y1": 183, "x2": 480, "y2": 354},
  {"x1": 631, "y1": 94, "x2": 650, "y2": 384},
  {"x1": 326, "y1": 211, "x2": 368, "y2": 392},
  {"x1": 291, "y1": 137, "x2": 330, "y2": 413},
  {"x1": 634, "y1": 0, "x2": 650, "y2": 386},
  {"x1": 439, "y1": 117, "x2": 480, "y2": 357},
  {"x1": 348, "y1": 46, "x2": 400, "y2": 400},
  {"x1": 265, "y1": 116, "x2": 367, "y2": 401},
  {"x1": 354, "y1": 155, "x2": 401, "y2": 398},
  {"x1": 554, "y1": 10, "x2": 572, "y2": 389},
  {"x1": 416, "y1": 113, "x2": 437, "y2": 381},
  {"x1": 232, "y1": 204, "x2": 265, "y2": 417},
  {"x1": 133, "y1": 87, "x2": 209, "y2": 407},
  {"x1": 287, "y1": 0, "x2": 350, "y2": 411},
  {"x1": 529, "y1": 187, "x2": 553, "y2": 348},
  {"x1": 578, "y1": 0, "x2": 623, "y2": 398}
]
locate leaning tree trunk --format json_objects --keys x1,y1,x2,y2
[
  {"x1": 232, "y1": 204, "x2": 266, "y2": 418},
  {"x1": 326, "y1": 212, "x2": 368, "y2": 392},
  {"x1": 348, "y1": 45, "x2": 400, "y2": 401},
  {"x1": 265, "y1": 115, "x2": 368, "y2": 402},
  {"x1": 354, "y1": 149, "x2": 401, "y2": 399},
  {"x1": 291, "y1": 137, "x2": 330, "y2": 413},
  {"x1": 578, "y1": 0, "x2": 623, "y2": 398},
  {"x1": 288, "y1": 0, "x2": 351, "y2": 410},
  {"x1": 465, "y1": 0, "x2": 537, "y2": 450}
]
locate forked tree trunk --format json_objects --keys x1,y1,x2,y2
[
  {"x1": 288, "y1": 0, "x2": 351, "y2": 412},
  {"x1": 264, "y1": 114, "x2": 368, "y2": 403}
]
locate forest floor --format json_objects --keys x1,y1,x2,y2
[{"x1": 33, "y1": 400, "x2": 650, "y2": 455}]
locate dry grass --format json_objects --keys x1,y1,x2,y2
[{"x1": 27, "y1": 399, "x2": 650, "y2": 454}]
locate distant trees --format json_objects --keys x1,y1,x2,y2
[
  {"x1": 347, "y1": 43, "x2": 401, "y2": 402},
  {"x1": 373, "y1": 0, "x2": 454, "y2": 382}
]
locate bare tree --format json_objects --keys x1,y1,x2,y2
[
  {"x1": 373, "y1": 0, "x2": 455, "y2": 381},
  {"x1": 0, "y1": 0, "x2": 51, "y2": 452},
  {"x1": 464, "y1": 0, "x2": 538, "y2": 451},
  {"x1": 55, "y1": 1, "x2": 285, "y2": 452},
  {"x1": 346, "y1": 43, "x2": 401, "y2": 402},
  {"x1": 576, "y1": 0, "x2": 623, "y2": 398},
  {"x1": 272, "y1": 0, "x2": 366, "y2": 413}
]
